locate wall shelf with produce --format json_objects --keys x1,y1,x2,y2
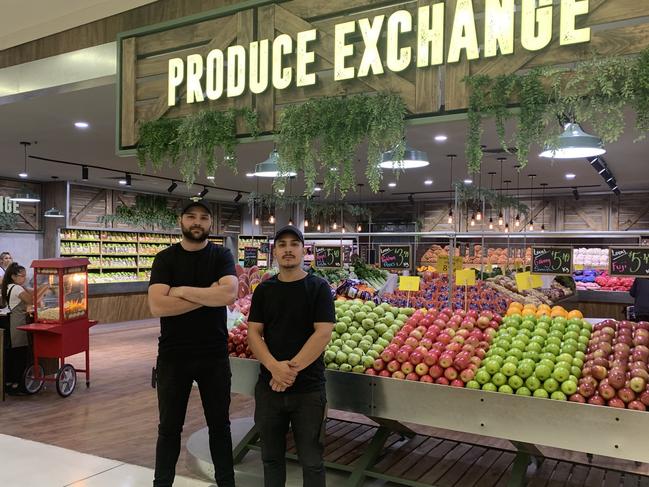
[{"x1": 58, "y1": 228, "x2": 224, "y2": 283}]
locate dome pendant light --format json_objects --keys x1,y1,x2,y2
[
  {"x1": 253, "y1": 149, "x2": 297, "y2": 177},
  {"x1": 379, "y1": 142, "x2": 429, "y2": 169},
  {"x1": 539, "y1": 123, "x2": 606, "y2": 159},
  {"x1": 44, "y1": 207, "x2": 64, "y2": 218}
]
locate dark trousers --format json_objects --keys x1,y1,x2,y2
[
  {"x1": 254, "y1": 383, "x2": 327, "y2": 487},
  {"x1": 153, "y1": 354, "x2": 235, "y2": 487}
]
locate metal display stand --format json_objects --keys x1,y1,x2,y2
[{"x1": 230, "y1": 357, "x2": 649, "y2": 487}]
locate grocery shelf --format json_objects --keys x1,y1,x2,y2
[{"x1": 575, "y1": 290, "x2": 634, "y2": 305}]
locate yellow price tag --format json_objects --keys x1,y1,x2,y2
[
  {"x1": 516, "y1": 272, "x2": 533, "y2": 291},
  {"x1": 455, "y1": 268, "x2": 476, "y2": 286},
  {"x1": 454, "y1": 256, "x2": 464, "y2": 267},
  {"x1": 399, "y1": 276, "x2": 421, "y2": 292},
  {"x1": 251, "y1": 282, "x2": 259, "y2": 293},
  {"x1": 531, "y1": 274, "x2": 543, "y2": 289},
  {"x1": 486, "y1": 264, "x2": 493, "y2": 273},
  {"x1": 574, "y1": 264, "x2": 584, "y2": 270}
]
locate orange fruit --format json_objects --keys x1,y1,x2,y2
[{"x1": 567, "y1": 309, "x2": 583, "y2": 320}]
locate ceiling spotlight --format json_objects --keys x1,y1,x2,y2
[
  {"x1": 199, "y1": 186, "x2": 209, "y2": 198},
  {"x1": 234, "y1": 192, "x2": 242, "y2": 203},
  {"x1": 44, "y1": 207, "x2": 65, "y2": 218},
  {"x1": 572, "y1": 187, "x2": 580, "y2": 200},
  {"x1": 388, "y1": 182, "x2": 397, "y2": 188},
  {"x1": 74, "y1": 122, "x2": 89, "y2": 129},
  {"x1": 434, "y1": 135, "x2": 448, "y2": 142},
  {"x1": 424, "y1": 179, "x2": 433, "y2": 185},
  {"x1": 565, "y1": 173, "x2": 576, "y2": 180},
  {"x1": 379, "y1": 144, "x2": 429, "y2": 169},
  {"x1": 118, "y1": 178, "x2": 127, "y2": 186},
  {"x1": 314, "y1": 185, "x2": 322, "y2": 192},
  {"x1": 464, "y1": 179, "x2": 473, "y2": 185},
  {"x1": 18, "y1": 171, "x2": 28, "y2": 179},
  {"x1": 82, "y1": 165, "x2": 89, "y2": 181},
  {"x1": 167, "y1": 181, "x2": 178, "y2": 193},
  {"x1": 278, "y1": 188, "x2": 285, "y2": 194},
  {"x1": 539, "y1": 123, "x2": 605, "y2": 159},
  {"x1": 253, "y1": 149, "x2": 297, "y2": 177}
]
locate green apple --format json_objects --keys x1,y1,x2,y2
[
  {"x1": 508, "y1": 375, "x2": 524, "y2": 390},
  {"x1": 352, "y1": 365, "x2": 365, "y2": 373},
  {"x1": 371, "y1": 343, "x2": 384, "y2": 354},
  {"x1": 509, "y1": 349, "x2": 523, "y2": 360},
  {"x1": 376, "y1": 337, "x2": 389, "y2": 348},
  {"x1": 339, "y1": 363, "x2": 353, "y2": 372},
  {"x1": 476, "y1": 370, "x2": 491, "y2": 385},
  {"x1": 511, "y1": 340, "x2": 527, "y2": 351},
  {"x1": 525, "y1": 376, "x2": 541, "y2": 391},
  {"x1": 498, "y1": 384, "x2": 514, "y2": 394},
  {"x1": 574, "y1": 351, "x2": 586, "y2": 361},
  {"x1": 324, "y1": 350, "x2": 336, "y2": 364},
  {"x1": 562, "y1": 344, "x2": 578, "y2": 356},
  {"x1": 336, "y1": 351, "x2": 349, "y2": 365},
  {"x1": 544, "y1": 344, "x2": 561, "y2": 356},
  {"x1": 335, "y1": 322, "x2": 348, "y2": 334},
  {"x1": 504, "y1": 356, "x2": 519, "y2": 366},
  {"x1": 467, "y1": 381, "x2": 481, "y2": 390},
  {"x1": 517, "y1": 362, "x2": 534, "y2": 379},
  {"x1": 534, "y1": 364, "x2": 552, "y2": 381},
  {"x1": 340, "y1": 333, "x2": 351, "y2": 341},
  {"x1": 522, "y1": 351, "x2": 540, "y2": 362},
  {"x1": 329, "y1": 345, "x2": 340, "y2": 354},
  {"x1": 491, "y1": 347, "x2": 507, "y2": 358},
  {"x1": 533, "y1": 388, "x2": 549, "y2": 398},
  {"x1": 482, "y1": 383, "x2": 497, "y2": 392},
  {"x1": 501, "y1": 362, "x2": 517, "y2": 377},
  {"x1": 543, "y1": 378, "x2": 559, "y2": 393},
  {"x1": 366, "y1": 330, "x2": 379, "y2": 341},
  {"x1": 374, "y1": 323, "x2": 388, "y2": 335},
  {"x1": 546, "y1": 336, "x2": 562, "y2": 346},
  {"x1": 516, "y1": 387, "x2": 532, "y2": 396},
  {"x1": 561, "y1": 380, "x2": 577, "y2": 395},
  {"x1": 341, "y1": 345, "x2": 354, "y2": 355},
  {"x1": 485, "y1": 360, "x2": 500, "y2": 375},
  {"x1": 492, "y1": 373, "x2": 507, "y2": 387},
  {"x1": 358, "y1": 340, "x2": 372, "y2": 353},
  {"x1": 367, "y1": 350, "x2": 380, "y2": 359},
  {"x1": 345, "y1": 340, "x2": 358, "y2": 350},
  {"x1": 362, "y1": 356, "x2": 374, "y2": 368},
  {"x1": 354, "y1": 312, "x2": 367, "y2": 322},
  {"x1": 555, "y1": 361, "x2": 572, "y2": 371},
  {"x1": 551, "y1": 391, "x2": 567, "y2": 401},
  {"x1": 327, "y1": 362, "x2": 340, "y2": 370},
  {"x1": 572, "y1": 357, "x2": 584, "y2": 369},
  {"x1": 552, "y1": 367, "x2": 570, "y2": 383}
]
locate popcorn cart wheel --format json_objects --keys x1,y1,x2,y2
[{"x1": 17, "y1": 258, "x2": 97, "y2": 398}]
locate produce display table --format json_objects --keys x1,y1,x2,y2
[
  {"x1": 229, "y1": 357, "x2": 649, "y2": 487},
  {"x1": 18, "y1": 318, "x2": 97, "y2": 397}
]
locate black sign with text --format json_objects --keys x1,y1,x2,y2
[
  {"x1": 532, "y1": 247, "x2": 572, "y2": 275},
  {"x1": 610, "y1": 248, "x2": 649, "y2": 277},
  {"x1": 379, "y1": 245, "x2": 411, "y2": 270},
  {"x1": 314, "y1": 246, "x2": 342, "y2": 268},
  {"x1": 243, "y1": 247, "x2": 258, "y2": 268}
]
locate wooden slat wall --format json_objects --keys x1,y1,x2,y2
[
  {"x1": 0, "y1": 179, "x2": 42, "y2": 232},
  {"x1": 69, "y1": 186, "x2": 110, "y2": 228},
  {"x1": 218, "y1": 201, "x2": 243, "y2": 234}
]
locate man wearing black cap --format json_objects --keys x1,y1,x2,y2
[
  {"x1": 247, "y1": 225, "x2": 335, "y2": 487},
  {"x1": 148, "y1": 200, "x2": 238, "y2": 487}
]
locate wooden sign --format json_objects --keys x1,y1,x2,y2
[
  {"x1": 314, "y1": 246, "x2": 342, "y2": 268},
  {"x1": 532, "y1": 247, "x2": 572, "y2": 275},
  {"x1": 243, "y1": 247, "x2": 258, "y2": 268},
  {"x1": 610, "y1": 248, "x2": 649, "y2": 278},
  {"x1": 379, "y1": 245, "x2": 411, "y2": 270}
]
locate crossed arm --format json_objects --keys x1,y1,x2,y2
[
  {"x1": 247, "y1": 321, "x2": 334, "y2": 391},
  {"x1": 148, "y1": 275, "x2": 238, "y2": 318}
]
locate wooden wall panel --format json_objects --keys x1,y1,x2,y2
[
  {"x1": 219, "y1": 202, "x2": 242, "y2": 234},
  {"x1": 69, "y1": 186, "x2": 109, "y2": 228},
  {"x1": 89, "y1": 292, "x2": 152, "y2": 323},
  {"x1": 0, "y1": 179, "x2": 42, "y2": 232}
]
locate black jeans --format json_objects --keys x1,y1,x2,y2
[
  {"x1": 153, "y1": 354, "x2": 235, "y2": 487},
  {"x1": 254, "y1": 382, "x2": 327, "y2": 487}
]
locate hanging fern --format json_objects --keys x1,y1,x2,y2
[
  {"x1": 0, "y1": 212, "x2": 18, "y2": 230},
  {"x1": 99, "y1": 195, "x2": 178, "y2": 230}
]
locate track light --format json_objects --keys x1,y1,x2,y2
[
  {"x1": 119, "y1": 173, "x2": 132, "y2": 186},
  {"x1": 82, "y1": 165, "x2": 89, "y2": 181},
  {"x1": 199, "y1": 186, "x2": 208, "y2": 198},
  {"x1": 572, "y1": 187, "x2": 579, "y2": 200},
  {"x1": 234, "y1": 192, "x2": 242, "y2": 202},
  {"x1": 167, "y1": 181, "x2": 177, "y2": 193}
]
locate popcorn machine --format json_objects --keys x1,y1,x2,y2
[{"x1": 17, "y1": 258, "x2": 97, "y2": 397}]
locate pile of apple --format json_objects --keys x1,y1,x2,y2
[
  {"x1": 472, "y1": 314, "x2": 591, "y2": 400},
  {"x1": 577, "y1": 320, "x2": 649, "y2": 410},
  {"x1": 366, "y1": 308, "x2": 501, "y2": 386},
  {"x1": 228, "y1": 320, "x2": 255, "y2": 359},
  {"x1": 324, "y1": 300, "x2": 413, "y2": 373}
]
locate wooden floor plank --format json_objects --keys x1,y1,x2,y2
[
  {"x1": 324, "y1": 424, "x2": 374, "y2": 463},
  {"x1": 567, "y1": 464, "x2": 591, "y2": 487},
  {"x1": 435, "y1": 445, "x2": 487, "y2": 487},
  {"x1": 528, "y1": 459, "x2": 559, "y2": 487},
  {"x1": 547, "y1": 462, "x2": 575, "y2": 487},
  {"x1": 403, "y1": 440, "x2": 459, "y2": 481},
  {"x1": 455, "y1": 450, "x2": 505, "y2": 487},
  {"x1": 585, "y1": 467, "x2": 607, "y2": 487},
  {"x1": 418, "y1": 443, "x2": 473, "y2": 485},
  {"x1": 373, "y1": 434, "x2": 429, "y2": 473},
  {"x1": 320, "y1": 423, "x2": 366, "y2": 456},
  {"x1": 387, "y1": 437, "x2": 443, "y2": 478},
  {"x1": 474, "y1": 452, "x2": 516, "y2": 487}
]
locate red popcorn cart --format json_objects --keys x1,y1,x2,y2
[{"x1": 17, "y1": 258, "x2": 97, "y2": 397}]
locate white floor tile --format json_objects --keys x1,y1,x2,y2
[{"x1": 67, "y1": 463, "x2": 213, "y2": 487}]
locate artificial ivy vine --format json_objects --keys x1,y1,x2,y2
[
  {"x1": 99, "y1": 195, "x2": 178, "y2": 230},
  {"x1": 275, "y1": 92, "x2": 406, "y2": 196},
  {"x1": 465, "y1": 48, "x2": 649, "y2": 172},
  {"x1": 248, "y1": 193, "x2": 371, "y2": 221},
  {"x1": 0, "y1": 213, "x2": 18, "y2": 230},
  {"x1": 137, "y1": 108, "x2": 258, "y2": 185},
  {"x1": 455, "y1": 183, "x2": 529, "y2": 215}
]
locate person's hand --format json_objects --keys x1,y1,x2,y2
[
  {"x1": 168, "y1": 287, "x2": 184, "y2": 298},
  {"x1": 270, "y1": 360, "x2": 298, "y2": 388},
  {"x1": 269, "y1": 378, "x2": 288, "y2": 392}
]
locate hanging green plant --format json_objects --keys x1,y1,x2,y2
[
  {"x1": 306, "y1": 201, "x2": 372, "y2": 223},
  {"x1": 99, "y1": 195, "x2": 178, "y2": 229},
  {"x1": 275, "y1": 92, "x2": 406, "y2": 196},
  {"x1": 136, "y1": 108, "x2": 258, "y2": 185},
  {"x1": 247, "y1": 193, "x2": 372, "y2": 221},
  {"x1": 0, "y1": 212, "x2": 18, "y2": 230},
  {"x1": 455, "y1": 183, "x2": 528, "y2": 215},
  {"x1": 465, "y1": 48, "x2": 649, "y2": 171}
]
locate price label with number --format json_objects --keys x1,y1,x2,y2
[
  {"x1": 379, "y1": 246, "x2": 411, "y2": 270},
  {"x1": 532, "y1": 247, "x2": 572, "y2": 275},
  {"x1": 314, "y1": 246, "x2": 343, "y2": 268},
  {"x1": 610, "y1": 248, "x2": 649, "y2": 277}
]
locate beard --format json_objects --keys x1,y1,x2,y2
[
  {"x1": 181, "y1": 224, "x2": 209, "y2": 242},
  {"x1": 277, "y1": 254, "x2": 302, "y2": 270}
]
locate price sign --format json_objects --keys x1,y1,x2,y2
[
  {"x1": 314, "y1": 246, "x2": 342, "y2": 268},
  {"x1": 516, "y1": 272, "x2": 545, "y2": 291},
  {"x1": 243, "y1": 247, "x2": 258, "y2": 268},
  {"x1": 610, "y1": 248, "x2": 649, "y2": 277},
  {"x1": 259, "y1": 242, "x2": 269, "y2": 254},
  {"x1": 438, "y1": 256, "x2": 463, "y2": 274},
  {"x1": 455, "y1": 268, "x2": 476, "y2": 286},
  {"x1": 399, "y1": 276, "x2": 421, "y2": 291},
  {"x1": 532, "y1": 247, "x2": 572, "y2": 275},
  {"x1": 379, "y1": 246, "x2": 411, "y2": 270}
]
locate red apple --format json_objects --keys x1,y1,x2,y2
[
  {"x1": 378, "y1": 370, "x2": 391, "y2": 378},
  {"x1": 405, "y1": 336, "x2": 419, "y2": 349},
  {"x1": 405, "y1": 372, "x2": 419, "y2": 381},
  {"x1": 424, "y1": 352, "x2": 439, "y2": 367},
  {"x1": 365, "y1": 368, "x2": 377, "y2": 376},
  {"x1": 629, "y1": 376, "x2": 646, "y2": 393},
  {"x1": 387, "y1": 360, "x2": 401, "y2": 373},
  {"x1": 380, "y1": 349, "x2": 395, "y2": 363},
  {"x1": 460, "y1": 368, "x2": 475, "y2": 383},
  {"x1": 392, "y1": 371, "x2": 405, "y2": 380},
  {"x1": 589, "y1": 394, "x2": 605, "y2": 406},
  {"x1": 372, "y1": 359, "x2": 385, "y2": 371},
  {"x1": 401, "y1": 362, "x2": 414, "y2": 375},
  {"x1": 607, "y1": 397, "x2": 626, "y2": 409},
  {"x1": 410, "y1": 352, "x2": 424, "y2": 366},
  {"x1": 415, "y1": 363, "x2": 429, "y2": 376},
  {"x1": 435, "y1": 377, "x2": 450, "y2": 385},
  {"x1": 444, "y1": 367, "x2": 459, "y2": 381},
  {"x1": 419, "y1": 338, "x2": 433, "y2": 350},
  {"x1": 439, "y1": 352, "x2": 455, "y2": 368},
  {"x1": 599, "y1": 382, "x2": 616, "y2": 400},
  {"x1": 591, "y1": 365, "x2": 608, "y2": 380},
  {"x1": 429, "y1": 365, "x2": 444, "y2": 379},
  {"x1": 569, "y1": 393, "x2": 586, "y2": 403},
  {"x1": 409, "y1": 330, "x2": 423, "y2": 341},
  {"x1": 396, "y1": 348, "x2": 411, "y2": 363},
  {"x1": 639, "y1": 390, "x2": 649, "y2": 406},
  {"x1": 617, "y1": 387, "x2": 636, "y2": 404},
  {"x1": 608, "y1": 368, "x2": 627, "y2": 390},
  {"x1": 628, "y1": 400, "x2": 647, "y2": 411},
  {"x1": 450, "y1": 379, "x2": 465, "y2": 388},
  {"x1": 420, "y1": 374, "x2": 434, "y2": 383}
]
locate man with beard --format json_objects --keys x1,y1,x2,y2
[
  {"x1": 247, "y1": 226, "x2": 335, "y2": 487},
  {"x1": 148, "y1": 200, "x2": 238, "y2": 487}
]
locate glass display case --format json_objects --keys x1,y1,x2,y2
[{"x1": 31, "y1": 258, "x2": 89, "y2": 323}]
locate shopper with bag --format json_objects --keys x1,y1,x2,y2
[
  {"x1": 1, "y1": 263, "x2": 47, "y2": 395},
  {"x1": 247, "y1": 226, "x2": 335, "y2": 487},
  {"x1": 148, "y1": 201, "x2": 238, "y2": 487}
]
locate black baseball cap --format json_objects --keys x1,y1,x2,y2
[
  {"x1": 274, "y1": 225, "x2": 304, "y2": 244},
  {"x1": 181, "y1": 200, "x2": 213, "y2": 217}
]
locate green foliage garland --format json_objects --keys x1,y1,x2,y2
[
  {"x1": 99, "y1": 195, "x2": 178, "y2": 230},
  {"x1": 137, "y1": 108, "x2": 258, "y2": 185},
  {"x1": 275, "y1": 92, "x2": 406, "y2": 196},
  {"x1": 0, "y1": 212, "x2": 18, "y2": 230},
  {"x1": 248, "y1": 193, "x2": 371, "y2": 221},
  {"x1": 465, "y1": 48, "x2": 649, "y2": 171},
  {"x1": 455, "y1": 183, "x2": 528, "y2": 215}
]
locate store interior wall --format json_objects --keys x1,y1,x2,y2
[{"x1": 0, "y1": 232, "x2": 43, "y2": 273}]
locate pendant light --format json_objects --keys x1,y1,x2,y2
[
  {"x1": 340, "y1": 207, "x2": 345, "y2": 233},
  {"x1": 332, "y1": 221, "x2": 338, "y2": 230},
  {"x1": 528, "y1": 174, "x2": 536, "y2": 231},
  {"x1": 540, "y1": 183, "x2": 548, "y2": 232},
  {"x1": 504, "y1": 179, "x2": 511, "y2": 227},
  {"x1": 470, "y1": 214, "x2": 476, "y2": 227},
  {"x1": 447, "y1": 154, "x2": 456, "y2": 225},
  {"x1": 11, "y1": 189, "x2": 41, "y2": 203},
  {"x1": 514, "y1": 164, "x2": 521, "y2": 227},
  {"x1": 539, "y1": 123, "x2": 605, "y2": 159},
  {"x1": 253, "y1": 149, "x2": 297, "y2": 177},
  {"x1": 497, "y1": 157, "x2": 505, "y2": 226},
  {"x1": 44, "y1": 207, "x2": 64, "y2": 218},
  {"x1": 255, "y1": 217, "x2": 260, "y2": 226},
  {"x1": 379, "y1": 142, "x2": 429, "y2": 169},
  {"x1": 269, "y1": 214, "x2": 275, "y2": 224},
  {"x1": 476, "y1": 162, "x2": 483, "y2": 222},
  {"x1": 304, "y1": 218, "x2": 309, "y2": 228},
  {"x1": 488, "y1": 171, "x2": 496, "y2": 230},
  {"x1": 317, "y1": 223, "x2": 322, "y2": 232},
  {"x1": 18, "y1": 141, "x2": 31, "y2": 178}
]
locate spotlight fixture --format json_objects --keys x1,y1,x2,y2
[
  {"x1": 167, "y1": 181, "x2": 178, "y2": 193},
  {"x1": 269, "y1": 214, "x2": 275, "y2": 224},
  {"x1": 119, "y1": 173, "x2": 132, "y2": 186},
  {"x1": 234, "y1": 192, "x2": 242, "y2": 203},
  {"x1": 434, "y1": 135, "x2": 448, "y2": 142},
  {"x1": 314, "y1": 185, "x2": 322, "y2": 192},
  {"x1": 388, "y1": 182, "x2": 397, "y2": 188},
  {"x1": 118, "y1": 178, "x2": 127, "y2": 186},
  {"x1": 44, "y1": 207, "x2": 64, "y2": 218},
  {"x1": 11, "y1": 189, "x2": 41, "y2": 203},
  {"x1": 82, "y1": 165, "x2": 89, "y2": 181},
  {"x1": 207, "y1": 175, "x2": 215, "y2": 180},
  {"x1": 19, "y1": 141, "x2": 31, "y2": 178},
  {"x1": 539, "y1": 123, "x2": 605, "y2": 159},
  {"x1": 424, "y1": 179, "x2": 433, "y2": 185},
  {"x1": 379, "y1": 144, "x2": 429, "y2": 169},
  {"x1": 198, "y1": 186, "x2": 208, "y2": 198},
  {"x1": 572, "y1": 187, "x2": 580, "y2": 200},
  {"x1": 565, "y1": 173, "x2": 576, "y2": 180}
]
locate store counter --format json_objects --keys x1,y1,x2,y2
[{"x1": 88, "y1": 282, "x2": 152, "y2": 323}]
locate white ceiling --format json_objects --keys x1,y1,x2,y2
[
  {"x1": 0, "y1": 82, "x2": 647, "y2": 204},
  {"x1": 0, "y1": 0, "x2": 158, "y2": 50}
]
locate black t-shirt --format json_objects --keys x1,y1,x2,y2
[
  {"x1": 631, "y1": 278, "x2": 649, "y2": 315},
  {"x1": 248, "y1": 274, "x2": 335, "y2": 393},
  {"x1": 149, "y1": 242, "x2": 237, "y2": 358}
]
